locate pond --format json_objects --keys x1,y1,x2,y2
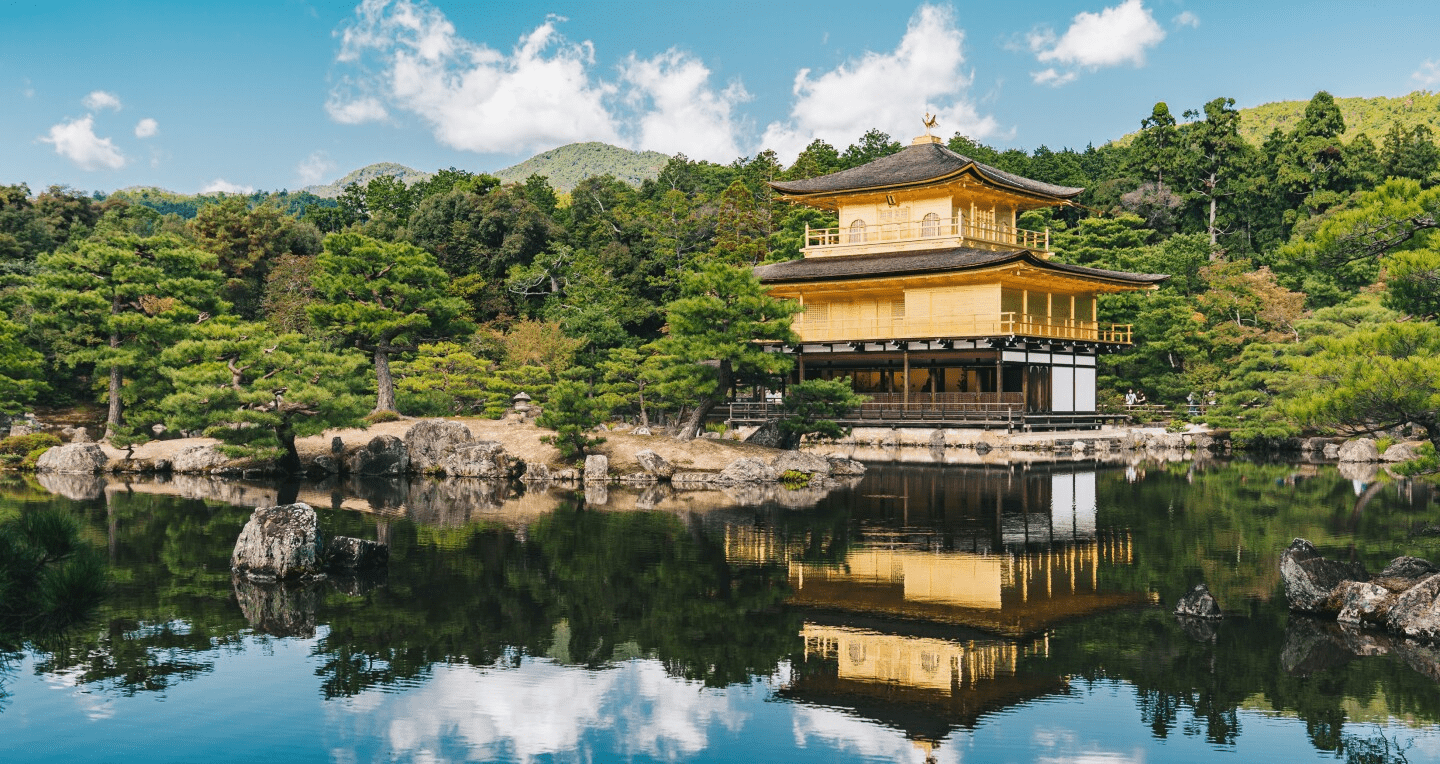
[{"x1": 2, "y1": 459, "x2": 1439, "y2": 763}]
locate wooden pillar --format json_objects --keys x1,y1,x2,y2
[
  {"x1": 903, "y1": 349, "x2": 910, "y2": 406},
  {"x1": 797, "y1": 354, "x2": 805, "y2": 383},
  {"x1": 930, "y1": 362, "x2": 937, "y2": 404}
]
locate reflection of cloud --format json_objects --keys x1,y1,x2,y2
[
  {"x1": 332, "y1": 658, "x2": 749, "y2": 764},
  {"x1": 1033, "y1": 728, "x2": 1143, "y2": 764},
  {"x1": 792, "y1": 705, "x2": 958, "y2": 763},
  {"x1": 42, "y1": 666, "x2": 116, "y2": 721}
]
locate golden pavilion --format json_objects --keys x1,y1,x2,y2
[{"x1": 753, "y1": 128, "x2": 1167, "y2": 428}]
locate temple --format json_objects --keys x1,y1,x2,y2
[{"x1": 751, "y1": 128, "x2": 1167, "y2": 430}]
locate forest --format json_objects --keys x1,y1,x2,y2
[{"x1": 0, "y1": 89, "x2": 1437, "y2": 465}]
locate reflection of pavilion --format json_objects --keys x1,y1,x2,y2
[{"x1": 730, "y1": 466, "x2": 1151, "y2": 756}]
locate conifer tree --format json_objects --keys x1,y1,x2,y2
[
  {"x1": 27, "y1": 234, "x2": 225, "y2": 440},
  {"x1": 307, "y1": 232, "x2": 468, "y2": 413}
]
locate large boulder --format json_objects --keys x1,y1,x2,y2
[
  {"x1": 34, "y1": 443, "x2": 108, "y2": 474},
  {"x1": 440, "y1": 441, "x2": 509, "y2": 478},
  {"x1": 634, "y1": 449, "x2": 675, "y2": 478},
  {"x1": 1279, "y1": 538, "x2": 1369, "y2": 613},
  {"x1": 1376, "y1": 556, "x2": 1439, "y2": 588},
  {"x1": 770, "y1": 450, "x2": 832, "y2": 476},
  {"x1": 825, "y1": 455, "x2": 867, "y2": 476},
  {"x1": 1174, "y1": 583, "x2": 1223, "y2": 619},
  {"x1": 404, "y1": 419, "x2": 474, "y2": 472},
  {"x1": 719, "y1": 458, "x2": 777, "y2": 483},
  {"x1": 1381, "y1": 443, "x2": 1420, "y2": 463},
  {"x1": 744, "y1": 420, "x2": 784, "y2": 449},
  {"x1": 1322, "y1": 443, "x2": 1341, "y2": 459},
  {"x1": 171, "y1": 444, "x2": 230, "y2": 474},
  {"x1": 231, "y1": 503, "x2": 324, "y2": 581},
  {"x1": 584, "y1": 454, "x2": 609, "y2": 483},
  {"x1": 1386, "y1": 573, "x2": 1440, "y2": 642},
  {"x1": 348, "y1": 434, "x2": 410, "y2": 476},
  {"x1": 325, "y1": 536, "x2": 389, "y2": 571},
  {"x1": 1337, "y1": 438, "x2": 1380, "y2": 463},
  {"x1": 1332, "y1": 581, "x2": 1396, "y2": 627}
]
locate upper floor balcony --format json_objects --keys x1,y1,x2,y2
[
  {"x1": 804, "y1": 215, "x2": 1050, "y2": 258},
  {"x1": 793, "y1": 311, "x2": 1134, "y2": 345}
]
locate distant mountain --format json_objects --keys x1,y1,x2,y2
[
  {"x1": 491, "y1": 142, "x2": 670, "y2": 192},
  {"x1": 1117, "y1": 90, "x2": 1440, "y2": 146},
  {"x1": 303, "y1": 162, "x2": 434, "y2": 198}
]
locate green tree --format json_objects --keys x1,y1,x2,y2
[
  {"x1": 661, "y1": 263, "x2": 799, "y2": 439},
  {"x1": 1179, "y1": 97, "x2": 1252, "y2": 245},
  {"x1": 26, "y1": 234, "x2": 225, "y2": 440},
  {"x1": 0, "y1": 312, "x2": 46, "y2": 414},
  {"x1": 158, "y1": 318, "x2": 370, "y2": 472},
  {"x1": 1289, "y1": 320, "x2": 1440, "y2": 449},
  {"x1": 1130, "y1": 102, "x2": 1181, "y2": 186},
  {"x1": 393, "y1": 341, "x2": 494, "y2": 415},
  {"x1": 709, "y1": 179, "x2": 767, "y2": 265},
  {"x1": 307, "y1": 233, "x2": 468, "y2": 413},
  {"x1": 1381, "y1": 123, "x2": 1440, "y2": 185},
  {"x1": 777, "y1": 379, "x2": 866, "y2": 448},
  {"x1": 537, "y1": 378, "x2": 607, "y2": 460},
  {"x1": 190, "y1": 198, "x2": 321, "y2": 318}
]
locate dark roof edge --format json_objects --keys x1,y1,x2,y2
[{"x1": 755, "y1": 249, "x2": 1169, "y2": 286}]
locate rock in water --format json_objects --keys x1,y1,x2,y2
[
  {"x1": 1332, "y1": 581, "x2": 1397, "y2": 627},
  {"x1": 1279, "y1": 538, "x2": 1369, "y2": 613},
  {"x1": 171, "y1": 444, "x2": 230, "y2": 474},
  {"x1": 635, "y1": 449, "x2": 675, "y2": 478},
  {"x1": 440, "y1": 441, "x2": 509, "y2": 478},
  {"x1": 825, "y1": 455, "x2": 867, "y2": 476},
  {"x1": 584, "y1": 454, "x2": 609, "y2": 483},
  {"x1": 33, "y1": 443, "x2": 107, "y2": 474},
  {"x1": 1337, "y1": 438, "x2": 1380, "y2": 463},
  {"x1": 404, "y1": 419, "x2": 473, "y2": 472},
  {"x1": 348, "y1": 434, "x2": 410, "y2": 476},
  {"x1": 231, "y1": 503, "x2": 324, "y2": 580},
  {"x1": 1386, "y1": 573, "x2": 1440, "y2": 641},
  {"x1": 720, "y1": 458, "x2": 777, "y2": 483},
  {"x1": 770, "y1": 450, "x2": 832, "y2": 476},
  {"x1": 1174, "y1": 583, "x2": 1223, "y2": 619},
  {"x1": 1381, "y1": 443, "x2": 1419, "y2": 463},
  {"x1": 325, "y1": 536, "x2": 389, "y2": 571}
]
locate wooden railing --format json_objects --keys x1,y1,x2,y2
[
  {"x1": 794, "y1": 311, "x2": 1134, "y2": 344},
  {"x1": 805, "y1": 215, "x2": 1049, "y2": 252}
]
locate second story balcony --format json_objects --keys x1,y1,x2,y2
[
  {"x1": 805, "y1": 215, "x2": 1050, "y2": 258},
  {"x1": 793, "y1": 311, "x2": 1134, "y2": 345}
]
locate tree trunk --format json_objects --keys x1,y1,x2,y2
[
  {"x1": 275, "y1": 423, "x2": 302, "y2": 475},
  {"x1": 103, "y1": 362, "x2": 122, "y2": 441},
  {"x1": 676, "y1": 361, "x2": 732, "y2": 441},
  {"x1": 374, "y1": 346, "x2": 396, "y2": 413},
  {"x1": 1208, "y1": 173, "x2": 1219, "y2": 249}
]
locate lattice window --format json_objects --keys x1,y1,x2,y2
[
  {"x1": 878, "y1": 206, "x2": 910, "y2": 223},
  {"x1": 804, "y1": 303, "x2": 828, "y2": 323},
  {"x1": 891, "y1": 300, "x2": 905, "y2": 319}
]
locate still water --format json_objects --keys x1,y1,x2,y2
[{"x1": 2, "y1": 459, "x2": 1439, "y2": 763}]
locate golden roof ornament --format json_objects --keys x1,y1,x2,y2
[{"x1": 913, "y1": 112, "x2": 942, "y2": 145}]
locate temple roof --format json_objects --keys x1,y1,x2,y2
[
  {"x1": 769, "y1": 142, "x2": 1085, "y2": 200},
  {"x1": 754, "y1": 247, "x2": 1169, "y2": 287}
]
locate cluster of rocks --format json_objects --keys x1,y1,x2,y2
[
  {"x1": 231, "y1": 502, "x2": 388, "y2": 582},
  {"x1": 582, "y1": 448, "x2": 865, "y2": 489},
  {"x1": 1301, "y1": 436, "x2": 1426, "y2": 464},
  {"x1": 1280, "y1": 538, "x2": 1440, "y2": 642},
  {"x1": 814, "y1": 426, "x2": 1231, "y2": 455}
]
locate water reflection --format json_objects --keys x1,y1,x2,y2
[{"x1": 2, "y1": 459, "x2": 1438, "y2": 764}]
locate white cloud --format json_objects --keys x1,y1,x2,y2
[
  {"x1": 82, "y1": 90, "x2": 122, "y2": 111},
  {"x1": 1173, "y1": 11, "x2": 1200, "y2": 28},
  {"x1": 759, "y1": 4, "x2": 1000, "y2": 164},
  {"x1": 331, "y1": 1, "x2": 622, "y2": 153},
  {"x1": 134, "y1": 118, "x2": 159, "y2": 138},
  {"x1": 41, "y1": 116, "x2": 126, "y2": 170},
  {"x1": 1028, "y1": 0, "x2": 1166, "y2": 86},
  {"x1": 1415, "y1": 59, "x2": 1440, "y2": 87},
  {"x1": 325, "y1": 94, "x2": 388, "y2": 124},
  {"x1": 297, "y1": 151, "x2": 337, "y2": 185},
  {"x1": 200, "y1": 178, "x2": 255, "y2": 194},
  {"x1": 620, "y1": 49, "x2": 751, "y2": 161}
]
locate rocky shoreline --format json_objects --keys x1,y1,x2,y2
[
  {"x1": 33, "y1": 417, "x2": 867, "y2": 490},
  {"x1": 1280, "y1": 538, "x2": 1440, "y2": 643}
]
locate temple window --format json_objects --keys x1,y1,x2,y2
[{"x1": 848, "y1": 219, "x2": 867, "y2": 243}]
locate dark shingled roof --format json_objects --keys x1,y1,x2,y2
[
  {"x1": 769, "y1": 141, "x2": 1085, "y2": 199},
  {"x1": 754, "y1": 247, "x2": 1169, "y2": 286}
]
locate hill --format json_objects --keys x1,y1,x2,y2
[
  {"x1": 303, "y1": 162, "x2": 434, "y2": 198},
  {"x1": 491, "y1": 142, "x2": 670, "y2": 192},
  {"x1": 1116, "y1": 90, "x2": 1440, "y2": 146}
]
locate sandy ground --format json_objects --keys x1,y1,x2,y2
[{"x1": 95, "y1": 416, "x2": 780, "y2": 472}]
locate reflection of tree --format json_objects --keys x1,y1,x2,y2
[{"x1": 314, "y1": 504, "x2": 800, "y2": 695}]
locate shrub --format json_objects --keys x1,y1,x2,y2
[
  {"x1": 538, "y1": 379, "x2": 607, "y2": 461},
  {"x1": 364, "y1": 410, "x2": 402, "y2": 424},
  {"x1": 0, "y1": 432, "x2": 61, "y2": 457},
  {"x1": 1375, "y1": 436, "x2": 1397, "y2": 453},
  {"x1": 779, "y1": 470, "x2": 810, "y2": 490},
  {"x1": 1393, "y1": 443, "x2": 1438, "y2": 477}
]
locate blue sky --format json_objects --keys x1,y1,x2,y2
[{"x1": 3, "y1": 0, "x2": 1437, "y2": 194}]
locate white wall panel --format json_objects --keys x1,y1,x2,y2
[
  {"x1": 1052, "y1": 365, "x2": 1075, "y2": 412},
  {"x1": 1075, "y1": 366, "x2": 1096, "y2": 412}
]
